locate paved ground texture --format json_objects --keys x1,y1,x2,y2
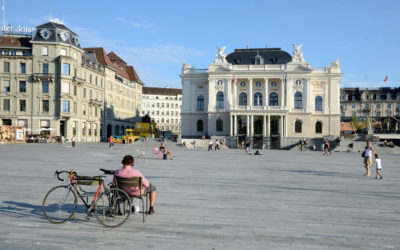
[{"x1": 0, "y1": 141, "x2": 399, "y2": 250}]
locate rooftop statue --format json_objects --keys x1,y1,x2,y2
[
  {"x1": 214, "y1": 46, "x2": 227, "y2": 63},
  {"x1": 331, "y1": 58, "x2": 340, "y2": 67},
  {"x1": 292, "y1": 43, "x2": 305, "y2": 62}
]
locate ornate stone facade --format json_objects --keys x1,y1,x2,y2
[{"x1": 180, "y1": 45, "x2": 342, "y2": 148}]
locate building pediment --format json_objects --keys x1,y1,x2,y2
[
  {"x1": 287, "y1": 64, "x2": 312, "y2": 73},
  {"x1": 207, "y1": 65, "x2": 231, "y2": 73}
]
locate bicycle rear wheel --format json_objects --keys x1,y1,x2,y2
[
  {"x1": 95, "y1": 188, "x2": 131, "y2": 228},
  {"x1": 42, "y1": 185, "x2": 77, "y2": 223}
]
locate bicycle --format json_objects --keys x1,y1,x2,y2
[{"x1": 42, "y1": 168, "x2": 131, "y2": 228}]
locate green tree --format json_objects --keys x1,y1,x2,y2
[{"x1": 142, "y1": 114, "x2": 151, "y2": 123}]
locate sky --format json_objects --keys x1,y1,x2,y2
[{"x1": 4, "y1": 0, "x2": 400, "y2": 89}]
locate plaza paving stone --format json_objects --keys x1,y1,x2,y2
[{"x1": 0, "y1": 142, "x2": 399, "y2": 249}]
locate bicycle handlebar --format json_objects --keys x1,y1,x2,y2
[
  {"x1": 54, "y1": 170, "x2": 71, "y2": 182},
  {"x1": 100, "y1": 168, "x2": 114, "y2": 175}
]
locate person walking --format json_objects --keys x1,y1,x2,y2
[
  {"x1": 245, "y1": 139, "x2": 251, "y2": 155},
  {"x1": 208, "y1": 139, "x2": 213, "y2": 151},
  {"x1": 215, "y1": 139, "x2": 220, "y2": 150},
  {"x1": 71, "y1": 136, "x2": 76, "y2": 148},
  {"x1": 362, "y1": 141, "x2": 375, "y2": 176},
  {"x1": 373, "y1": 153, "x2": 383, "y2": 179},
  {"x1": 109, "y1": 135, "x2": 114, "y2": 148},
  {"x1": 322, "y1": 139, "x2": 331, "y2": 156}
]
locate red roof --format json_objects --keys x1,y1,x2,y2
[
  {"x1": 83, "y1": 47, "x2": 142, "y2": 83},
  {"x1": 0, "y1": 36, "x2": 31, "y2": 48},
  {"x1": 83, "y1": 47, "x2": 112, "y2": 65}
]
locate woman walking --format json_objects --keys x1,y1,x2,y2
[{"x1": 362, "y1": 141, "x2": 375, "y2": 176}]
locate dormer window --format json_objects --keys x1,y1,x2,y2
[{"x1": 255, "y1": 55, "x2": 263, "y2": 64}]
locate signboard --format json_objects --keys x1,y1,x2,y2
[{"x1": 16, "y1": 129, "x2": 24, "y2": 141}]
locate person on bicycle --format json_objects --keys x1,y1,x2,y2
[{"x1": 114, "y1": 155, "x2": 157, "y2": 215}]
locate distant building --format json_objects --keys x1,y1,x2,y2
[
  {"x1": 142, "y1": 87, "x2": 182, "y2": 135},
  {"x1": 340, "y1": 87, "x2": 400, "y2": 122},
  {"x1": 180, "y1": 45, "x2": 342, "y2": 149},
  {"x1": 0, "y1": 20, "x2": 143, "y2": 142}
]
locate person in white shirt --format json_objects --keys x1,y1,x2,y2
[
  {"x1": 363, "y1": 141, "x2": 375, "y2": 176},
  {"x1": 373, "y1": 153, "x2": 383, "y2": 179}
]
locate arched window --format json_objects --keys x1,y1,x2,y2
[
  {"x1": 315, "y1": 121, "x2": 322, "y2": 133},
  {"x1": 216, "y1": 119, "x2": 223, "y2": 132},
  {"x1": 197, "y1": 95, "x2": 204, "y2": 110},
  {"x1": 239, "y1": 92, "x2": 247, "y2": 106},
  {"x1": 295, "y1": 120, "x2": 302, "y2": 133},
  {"x1": 197, "y1": 120, "x2": 203, "y2": 132},
  {"x1": 294, "y1": 92, "x2": 302, "y2": 109},
  {"x1": 216, "y1": 91, "x2": 224, "y2": 108},
  {"x1": 315, "y1": 96, "x2": 323, "y2": 111},
  {"x1": 254, "y1": 92, "x2": 262, "y2": 106},
  {"x1": 269, "y1": 92, "x2": 278, "y2": 106}
]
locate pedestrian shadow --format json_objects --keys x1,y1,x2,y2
[
  {"x1": 271, "y1": 169, "x2": 350, "y2": 178},
  {"x1": 0, "y1": 201, "x2": 99, "y2": 226}
]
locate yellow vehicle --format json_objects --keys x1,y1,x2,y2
[
  {"x1": 121, "y1": 129, "x2": 140, "y2": 143},
  {"x1": 134, "y1": 122, "x2": 159, "y2": 138}
]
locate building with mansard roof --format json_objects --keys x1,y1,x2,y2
[
  {"x1": 0, "y1": 20, "x2": 143, "y2": 142},
  {"x1": 180, "y1": 45, "x2": 342, "y2": 149}
]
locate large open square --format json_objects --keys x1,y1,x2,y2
[{"x1": 0, "y1": 142, "x2": 399, "y2": 249}]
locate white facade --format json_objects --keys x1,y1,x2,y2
[
  {"x1": 141, "y1": 87, "x2": 182, "y2": 135},
  {"x1": 180, "y1": 45, "x2": 342, "y2": 148}
]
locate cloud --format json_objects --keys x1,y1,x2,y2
[
  {"x1": 120, "y1": 44, "x2": 205, "y2": 64},
  {"x1": 67, "y1": 24, "x2": 126, "y2": 51},
  {"x1": 116, "y1": 17, "x2": 153, "y2": 29}
]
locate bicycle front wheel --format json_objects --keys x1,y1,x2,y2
[
  {"x1": 95, "y1": 188, "x2": 131, "y2": 228},
  {"x1": 42, "y1": 185, "x2": 77, "y2": 223}
]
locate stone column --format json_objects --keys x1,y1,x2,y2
[
  {"x1": 225, "y1": 78, "x2": 231, "y2": 111},
  {"x1": 264, "y1": 78, "x2": 269, "y2": 107},
  {"x1": 233, "y1": 80, "x2": 237, "y2": 109},
  {"x1": 263, "y1": 115, "x2": 266, "y2": 137},
  {"x1": 267, "y1": 115, "x2": 270, "y2": 136},
  {"x1": 234, "y1": 115, "x2": 237, "y2": 136},
  {"x1": 229, "y1": 115, "x2": 233, "y2": 136},
  {"x1": 280, "y1": 115, "x2": 283, "y2": 136},
  {"x1": 280, "y1": 78, "x2": 284, "y2": 109},
  {"x1": 284, "y1": 115, "x2": 287, "y2": 138},
  {"x1": 250, "y1": 115, "x2": 254, "y2": 136},
  {"x1": 246, "y1": 115, "x2": 249, "y2": 136},
  {"x1": 305, "y1": 78, "x2": 311, "y2": 112},
  {"x1": 249, "y1": 78, "x2": 253, "y2": 108}
]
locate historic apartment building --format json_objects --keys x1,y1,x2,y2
[
  {"x1": 180, "y1": 45, "x2": 342, "y2": 149},
  {"x1": 340, "y1": 87, "x2": 400, "y2": 122},
  {"x1": 0, "y1": 20, "x2": 143, "y2": 142},
  {"x1": 142, "y1": 87, "x2": 182, "y2": 135}
]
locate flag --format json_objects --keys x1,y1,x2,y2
[
  {"x1": 384, "y1": 75, "x2": 388, "y2": 82},
  {"x1": 233, "y1": 72, "x2": 237, "y2": 85}
]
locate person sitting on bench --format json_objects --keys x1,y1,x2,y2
[{"x1": 114, "y1": 155, "x2": 157, "y2": 215}]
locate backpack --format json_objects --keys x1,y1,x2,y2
[
  {"x1": 361, "y1": 151, "x2": 365, "y2": 158},
  {"x1": 163, "y1": 153, "x2": 168, "y2": 160}
]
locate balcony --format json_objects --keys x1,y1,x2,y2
[
  {"x1": 73, "y1": 76, "x2": 85, "y2": 84},
  {"x1": 33, "y1": 73, "x2": 54, "y2": 83},
  {"x1": 89, "y1": 99, "x2": 103, "y2": 106}
]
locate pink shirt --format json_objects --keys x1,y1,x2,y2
[{"x1": 114, "y1": 167, "x2": 149, "y2": 197}]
